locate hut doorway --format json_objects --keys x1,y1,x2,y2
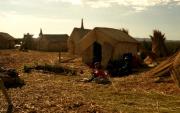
[{"x1": 93, "y1": 42, "x2": 102, "y2": 64}]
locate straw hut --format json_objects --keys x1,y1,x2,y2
[
  {"x1": 0, "y1": 32, "x2": 15, "y2": 49},
  {"x1": 38, "y1": 29, "x2": 69, "y2": 52},
  {"x1": 78, "y1": 27, "x2": 139, "y2": 68},
  {"x1": 68, "y1": 19, "x2": 91, "y2": 55}
]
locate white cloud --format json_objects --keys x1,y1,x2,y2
[
  {"x1": 85, "y1": 1, "x2": 111, "y2": 8},
  {"x1": 115, "y1": 0, "x2": 172, "y2": 11},
  {"x1": 61, "y1": 0, "x2": 82, "y2": 5},
  {"x1": 82, "y1": 0, "x2": 173, "y2": 11},
  {"x1": 174, "y1": 0, "x2": 180, "y2": 5},
  {"x1": 45, "y1": 0, "x2": 82, "y2": 5},
  {"x1": 0, "y1": 0, "x2": 180, "y2": 12},
  {"x1": 57, "y1": 0, "x2": 180, "y2": 11},
  {"x1": 1, "y1": 0, "x2": 180, "y2": 10}
]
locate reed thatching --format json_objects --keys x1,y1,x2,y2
[
  {"x1": 150, "y1": 51, "x2": 180, "y2": 87},
  {"x1": 150, "y1": 30, "x2": 168, "y2": 57},
  {"x1": 119, "y1": 28, "x2": 129, "y2": 35}
]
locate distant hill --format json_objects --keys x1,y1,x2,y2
[
  {"x1": 135, "y1": 38, "x2": 180, "y2": 54},
  {"x1": 135, "y1": 38, "x2": 151, "y2": 42},
  {"x1": 135, "y1": 38, "x2": 180, "y2": 42}
]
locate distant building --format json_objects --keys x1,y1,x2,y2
[
  {"x1": 68, "y1": 19, "x2": 91, "y2": 55},
  {"x1": 0, "y1": 32, "x2": 15, "y2": 49},
  {"x1": 38, "y1": 29, "x2": 69, "y2": 52}
]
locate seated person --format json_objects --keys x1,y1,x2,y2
[{"x1": 87, "y1": 62, "x2": 111, "y2": 84}]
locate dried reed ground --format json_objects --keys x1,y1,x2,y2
[{"x1": 0, "y1": 50, "x2": 180, "y2": 113}]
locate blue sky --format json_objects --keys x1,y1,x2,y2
[{"x1": 0, "y1": 0, "x2": 180, "y2": 40}]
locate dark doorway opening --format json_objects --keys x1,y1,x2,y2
[{"x1": 93, "y1": 42, "x2": 102, "y2": 64}]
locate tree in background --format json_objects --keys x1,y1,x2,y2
[
  {"x1": 142, "y1": 40, "x2": 151, "y2": 51},
  {"x1": 150, "y1": 30, "x2": 168, "y2": 57}
]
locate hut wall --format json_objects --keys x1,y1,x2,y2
[
  {"x1": 47, "y1": 42, "x2": 67, "y2": 52},
  {"x1": 0, "y1": 39, "x2": 8, "y2": 49},
  {"x1": 82, "y1": 41, "x2": 113, "y2": 68},
  {"x1": 39, "y1": 38, "x2": 49, "y2": 51},
  {"x1": 78, "y1": 32, "x2": 96, "y2": 54},
  {"x1": 0, "y1": 39, "x2": 14, "y2": 49},
  {"x1": 101, "y1": 42, "x2": 113, "y2": 68},
  {"x1": 67, "y1": 39, "x2": 75, "y2": 54},
  {"x1": 60, "y1": 42, "x2": 68, "y2": 52},
  {"x1": 68, "y1": 28, "x2": 91, "y2": 55},
  {"x1": 39, "y1": 38, "x2": 67, "y2": 52},
  {"x1": 81, "y1": 42, "x2": 138, "y2": 68},
  {"x1": 113, "y1": 42, "x2": 138, "y2": 60},
  {"x1": 9, "y1": 40, "x2": 15, "y2": 49},
  {"x1": 82, "y1": 46, "x2": 93, "y2": 65},
  {"x1": 47, "y1": 42, "x2": 59, "y2": 52},
  {"x1": 31, "y1": 39, "x2": 38, "y2": 50},
  {"x1": 68, "y1": 31, "x2": 82, "y2": 54}
]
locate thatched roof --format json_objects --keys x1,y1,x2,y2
[
  {"x1": 78, "y1": 27, "x2": 138, "y2": 53},
  {"x1": 0, "y1": 32, "x2": 14, "y2": 40},
  {"x1": 69, "y1": 27, "x2": 91, "y2": 42},
  {"x1": 42, "y1": 34, "x2": 69, "y2": 42},
  {"x1": 97, "y1": 27, "x2": 138, "y2": 43}
]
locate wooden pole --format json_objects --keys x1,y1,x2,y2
[
  {"x1": 59, "y1": 51, "x2": 61, "y2": 63},
  {"x1": 59, "y1": 48, "x2": 62, "y2": 63}
]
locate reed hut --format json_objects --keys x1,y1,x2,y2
[
  {"x1": 38, "y1": 29, "x2": 69, "y2": 52},
  {"x1": 0, "y1": 32, "x2": 15, "y2": 49},
  {"x1": 78, "y1": 27, "x2": 139, "y2": 68},
  {"x1": 67, "y1": 19, "x2": 91, "y2": 55}
]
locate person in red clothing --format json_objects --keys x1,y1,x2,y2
[{"x1": 87, "y1": 62, "x2": 111, "y2": 84}]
